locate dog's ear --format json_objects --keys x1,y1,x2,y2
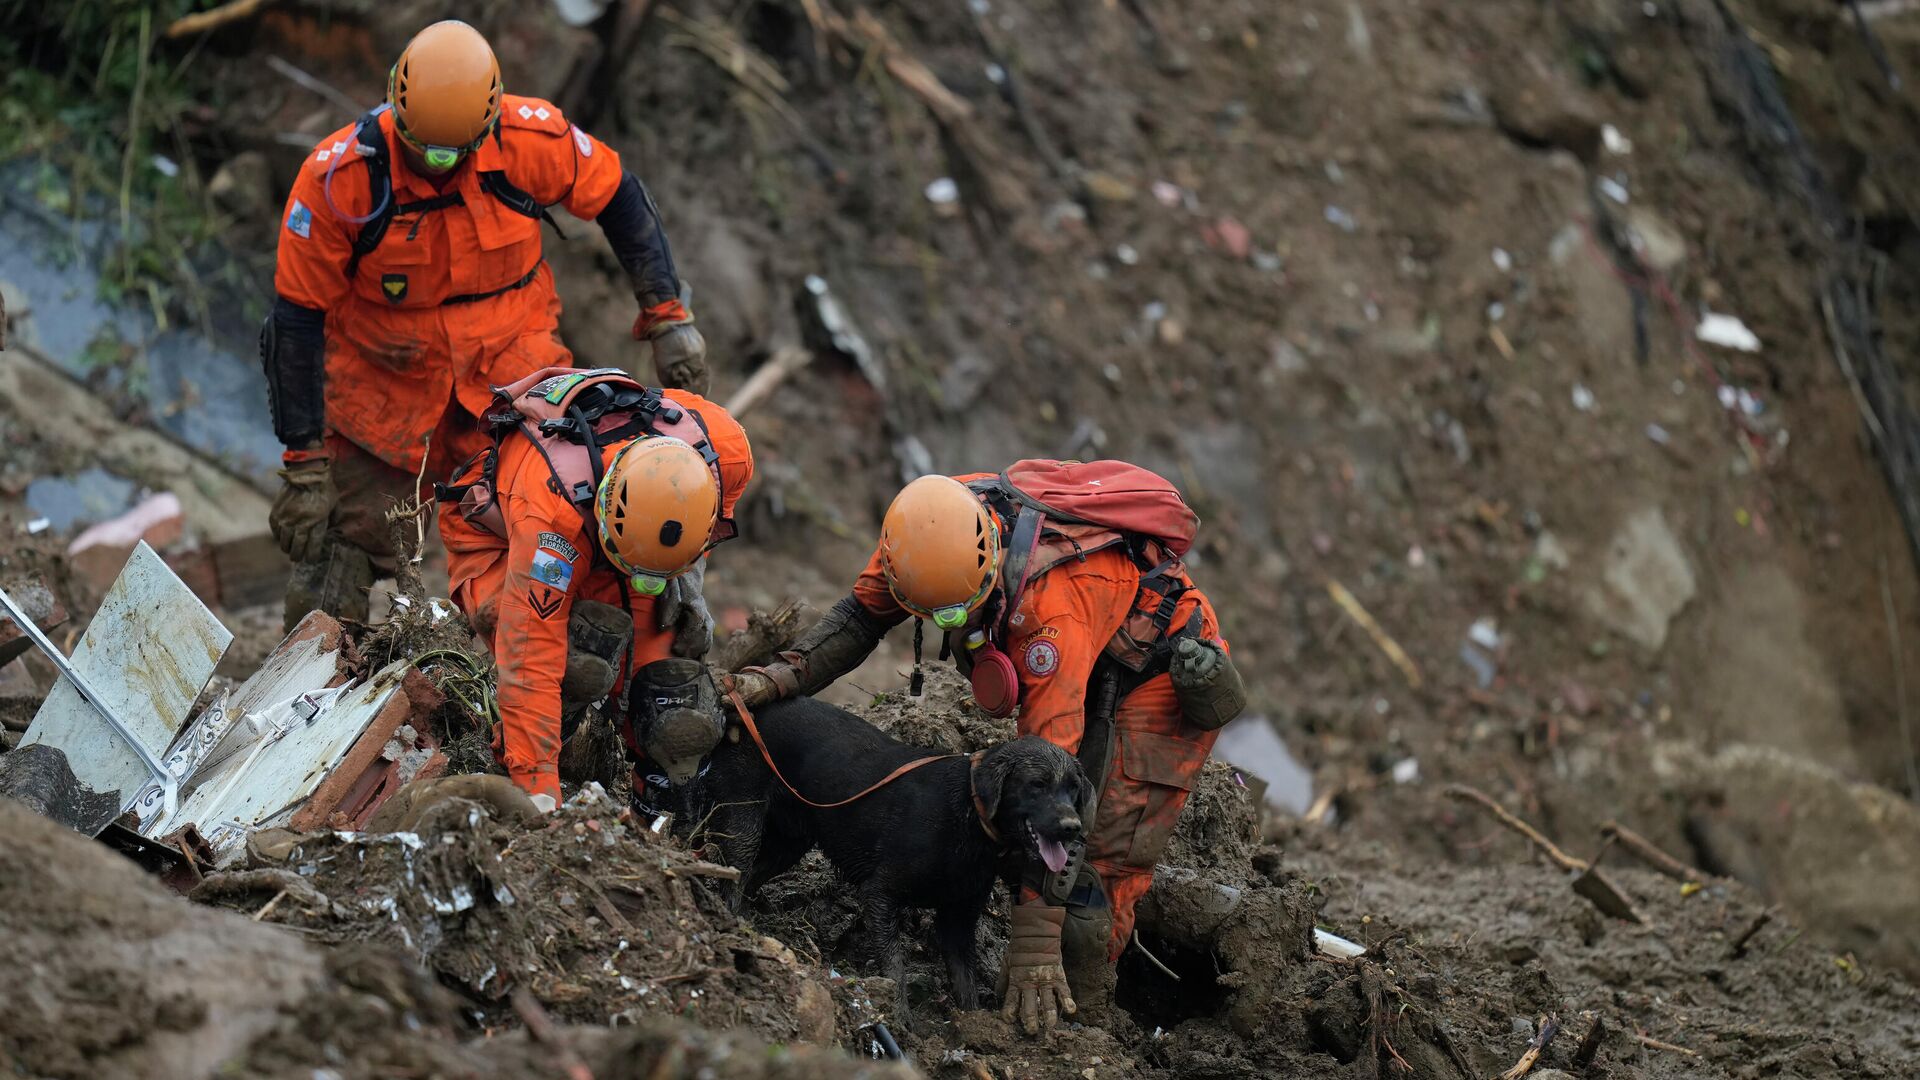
[{"x1": 974, "y1": 743, "x2": 1018, "y2": 821}]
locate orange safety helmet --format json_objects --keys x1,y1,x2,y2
[
  {"x1": 388, "y1": 21, "x2": 503, "y2": 161},
  {"x1": 878, "y1": 475, "x2": 1001, "y2": 629},
  {"x1": 594, "y1": 437, "x2": 720, "y2": 595}
]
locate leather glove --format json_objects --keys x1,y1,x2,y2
[
  {"x1": 270, "y1": 458, "x2": 335, "y2": 563},
  {"x1": 727, "y1": 670, "x2": 779, "y2": 709},
  {"x1": 656, "y1": 562, "x2": 714, "y2": 659},
  {"x1": 999, "y1": 902, "x2": 1076, "y2": 1035},
  {"x1": 650, "y1": 323, "x2": 708, "y2": 395}
]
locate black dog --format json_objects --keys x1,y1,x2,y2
[{"x1": 698, "y1": 696, "x2": 1090, "y2": 1028}]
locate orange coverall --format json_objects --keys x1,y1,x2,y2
[
  {"x1": 849, "y1": 482, "x2": 1224, "y2": 958},
  {"x1": 439, "y1": 391, "x2": 753, "y2": 802},
  {"x1": 273, "y1": 96, "x2": 624, "y2": 554}
]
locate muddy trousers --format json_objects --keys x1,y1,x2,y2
[
  {"x1": 1079, "y1": 688, "x2": 1220, "y2": 962},
  {"x1": 283, "y1": 412, "x2": 486, "y2": 631}
]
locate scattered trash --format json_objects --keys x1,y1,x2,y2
[
  {"x1": 549, "y1": 0, "x2": 613, "y2": 26},
  {"x1": 1323, "y1": 205, "x2": 1358, "y2": 232},
  {"x1": 1489, "y1": 324, "x2": 1515, "y2": 360},
  {"x1": 1211, "y1": 715, "x2": 1314, "y2": 816},
  {"x1": 923, "y1": 177, "x2": 959, "y2": 204},
  {"x1": 1115, "y1": 243, "x2": 1140, "y2": 266},
  {"x1": 1407, "y1": 544, "x2": 1426, "y2": 569},
  {"x1": 150, "y1": 154, "x2": 180, "y2": 178},
  {"x1": 1571, "y1": 383, "x2": 1596, "y2": 411},
  {"x1": 24, "y1": 518, "x2": 49, "y2": 534},
  {"x1": 1207, "y1": 216, "x2": 1252, "y2": 259},
  {"x1": 1313, "y1": 928, "x2": 1367, "y2": 959},
  {"x1": 1696, "y1": 311, "x2": 1762, "y2": 352},
  {"x1": 1491, "y1": 247, "x2": 1514, "y2": 273},
  {"x1": 1459, "y1": 643, "x2": 1498, "y2": 688},
  {"x1": 1391, "y1": 758, "x2": 1420, "y2": 784},
  {"x1": 1602, "y1": 123, "x2": 1633, "y2": 155},
  {"x1": 1150, "y1": 180, "x2": 1187, "y2": 208},
  {"x1": 1596, "y1": 176, "x2": 1631, "y2": 204},
  {"x1": 797, "y1": 276, "x2": 887, "y2": 392},
  {"x1": 1468, "y1": 617, "x2": 1502, "y2": 651},
  {"x1": 1252, "y1": 249, "x2": 1284, "y2": 272},
  {"x1": 1645, "y1": 423, "x2": 1672, "y2": 445},
  {"x1": 67, "y1": 493, "x2": 185, "y2": 598}
]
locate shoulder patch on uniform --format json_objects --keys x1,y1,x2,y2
[
  {"x1": 500, "y1": 96, "x2": 569, "y2": 135},
  {"x1": 285, "y1": 199, "x2": 312, "y2": 239},
  {"x1": 1023, "y1": 638, "x2": 1061, "y2": 678},
  {"x1": 527, "y1": 542, "x2": 575, "y2": 620},
  {"x1": 536, "y1": 532, "x2": 580, "y2": 562},
  {"x1": 571, "y1": 124, "x2": 593, "y2": 157},
  {"x1": 531, "y1": 547, "x2": 576, "y2": 592}
]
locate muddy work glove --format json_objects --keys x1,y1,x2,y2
[
  {"x1": 270, "y1": 457, "x2": 335, "y2": 563},
  {"x1": 724, "y1": 665, "x2": 791, "y2": 710},
  {"x1": 999, "y1": 901, "x2": 1077, "y2": 1035},
  {"x1": 655, "y1": 563, "x2": 714, "y2": 659},
  {"x1": 651, "y1": 323, "x2": 708, "y2": 396},
  {"x1": 1169, "y1": 636, "x2": 1247, "y2": 732},
  {"x1": 633, "y1": 294, "x2": 708, "y2": 395}
]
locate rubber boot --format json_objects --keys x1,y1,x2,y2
[{"x1": 284, "y1": 540, "x2": 376, "y2": 631}]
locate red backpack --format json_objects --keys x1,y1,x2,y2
[
  {"x1": 967, "y1": 459, "x2": 1202, "y2": 674},
  {"x1": 998, "y1": 459, "x2": 1198, "y2": 557}
]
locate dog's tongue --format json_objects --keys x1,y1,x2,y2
[{"x1": 1037, "y1": 836, "x2": 1070, "y2": 874}]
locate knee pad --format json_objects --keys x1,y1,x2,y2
[
  {"x1": 626, "y1": 658, "x2": 723, "y2": 784},
  {"x1": 560, "y1": 600, "x2": 633, "y2": 715}
]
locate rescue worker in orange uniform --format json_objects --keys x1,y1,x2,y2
[
  {"x1": 438, "y1": 368, "x2": 753, "y2": 812},
  {"x1": 730, "y1": 465, "x2": 1247, "y2": 1034},
  {"x1": 264, "y1": 20, "x2": 708, "y2": 629}
]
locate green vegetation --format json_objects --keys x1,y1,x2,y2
[{"x1": 0, "y1": 1, "x2": 237, "y2": 330}]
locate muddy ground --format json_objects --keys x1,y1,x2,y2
[{"x1": 6, "y1": 0, "x2": 1920, "y2": 1075}]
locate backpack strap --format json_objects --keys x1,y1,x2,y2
[
  {"x1": 343, "y1": 115, "x2": 564, "y2": 281},
  {"x1": 343, "y1": 109, "x2": 395, "y2": 281},
  {"x1": 479, "y1": 169, "x2": 566, "y2": 239}
]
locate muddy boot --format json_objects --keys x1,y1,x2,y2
[{"x1": 284, "y1": 541, "x2": 376, "y2": 631}]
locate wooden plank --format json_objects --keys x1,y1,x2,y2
[{"x1": 21, "y1": 543, "x2": 230, "y2": 817}]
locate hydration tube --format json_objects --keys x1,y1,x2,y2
[{"x1": 322, "y1": 103, "x2": 392, "y2": 225}]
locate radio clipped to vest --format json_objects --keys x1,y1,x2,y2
[{"x1": 435, "y1": 367, "x2": 733, "y2": 555}]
